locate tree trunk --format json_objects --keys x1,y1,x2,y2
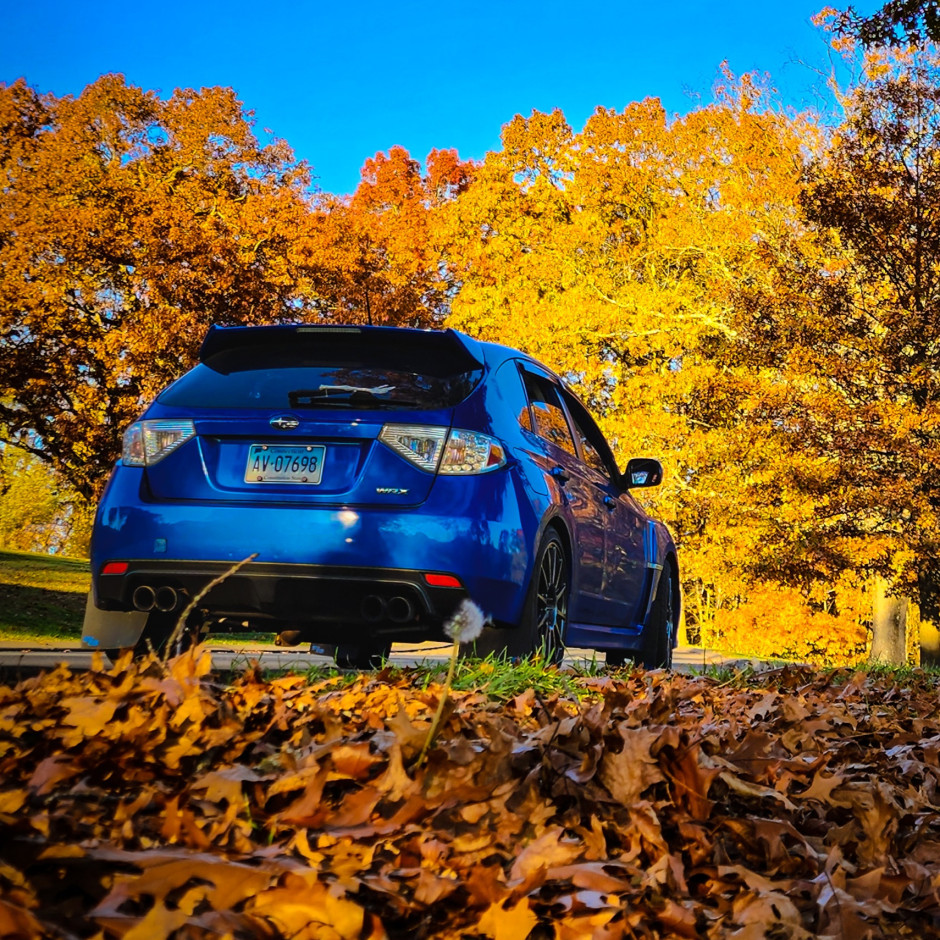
[
  {"x1": 870, "y1": 575, "x2": 908, "y2": 664},
  {"x1": 917, "y1": 570, "x2": 940, "y2": 667},
  {"x1": 919, "y1": 618, "x2": 940, "y2": 666}
]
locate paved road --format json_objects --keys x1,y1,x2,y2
[{"x1": 0, "y1": 639, "x2": 758, "y2": 679}]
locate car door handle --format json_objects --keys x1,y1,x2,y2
[
  {"x1": 604, "y1": 496, "x2": 617, "y2": 511},
  {"x1": 551, "y1": 466, "x2": 570, "y2": 484}
]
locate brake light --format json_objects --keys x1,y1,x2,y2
[
  {"x1": 122, "y1": 420, "x2": 196, "y2": 467},
  {"x1": 379, "y1": 425, "x2": 506, "y2": 475},
  {"x1": 438, "y1": 429, "x2": 506, "y2": 474},
  {"x1": 101, "y1": 561, "x2": 129, "y2": 575}
]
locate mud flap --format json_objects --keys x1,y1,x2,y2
[{"x1": 81, "y1": 593, "x2": 147, "y2": 650}]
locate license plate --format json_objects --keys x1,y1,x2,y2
[{"x1": 244, "y1": 444, "x2": 326, "y2": 484}]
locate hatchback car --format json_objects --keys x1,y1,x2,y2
[{"x1": 83, "y1": 324, "x2": 679, "y2": 667}]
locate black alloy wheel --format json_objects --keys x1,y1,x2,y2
[{"x1": 509, "y1": 530, "x2": 569, "y2": 665}]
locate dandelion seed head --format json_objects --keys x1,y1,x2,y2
[{"x1": 444, "y1": 599, "x2": 486, "y2": 644}]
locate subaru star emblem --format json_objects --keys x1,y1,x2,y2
[{"x1": 269, "y1": 414, "x2": 300, "y2": 430}]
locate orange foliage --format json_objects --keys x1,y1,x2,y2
[
  {"x1": 0, "y1": 75, "x2": 317, "y2": 498},
  {"x1": 304, "y1": 145, "x2": 474, "y2": 327},
  {"x1": 436, "y1": 75, "x2": 829, "y2": 658},
  {"x1": 3, "y1": 651, "x2": 940, "y2": 935}
]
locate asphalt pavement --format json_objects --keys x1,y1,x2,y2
[{"x1": 0, "y1": 638, "x2": 760, "y2": 679}]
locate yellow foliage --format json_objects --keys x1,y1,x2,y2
[{"x1": 700, "y1": 577, "x2": 870, "y2": 667}]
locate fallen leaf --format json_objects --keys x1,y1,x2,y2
[
  {"x1": 599, "y1": 725, "x2": 664, "y2": 804},
  {"x1": 476, "y1": 898, "x2": 538, "y2": 940}
]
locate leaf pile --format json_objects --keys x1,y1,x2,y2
[{"x1": 2, "y1": 651, "x2": 940, "y2": 938}]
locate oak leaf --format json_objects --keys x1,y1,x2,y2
[
  {"x1": 599, "y1": 726, "x2": 664, "y2": 804},
  {"x1": 476, "y1": 898, "x2": 538, "y2": 940},
  {"x1": 509, "y1": 827, "x2": 582, "y2": 884}
]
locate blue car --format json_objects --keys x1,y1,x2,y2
[{"x1": 83, "y1": 324, "x2": 679, "y2": 667}]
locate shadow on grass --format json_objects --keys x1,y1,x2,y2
[
  {"x1": 0, "y1": 549, "x2": 90, "y2": 642},
  {"x1": 0, "y1": 583, "x2": 86, "y2": 641}
]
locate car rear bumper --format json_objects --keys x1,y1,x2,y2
[
  {"x1": 89, "y1": 465, "x2": 536, "y2": 636},
  {"x1": 93, "y1": 559, "x2": 469, "y2": 640}
]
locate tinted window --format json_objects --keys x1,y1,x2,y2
[
  {"x1": 569, "y1": 413, "x2": 608, "y2": 476},
  {"x1": 561, "y1": 390, "x2": 616, "y2": 479},
  {"x1": 160, "y1": 345, "x2": 482, "y2": 410},
  {"x1": 518, "y1": 406, "x2": 533, "y2": 433},
  {"x1": 521, "y1": 371, "x2": 577, "y2": 456}
]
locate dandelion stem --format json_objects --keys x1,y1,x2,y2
[
  {"x1": 162, "y1": 553, "x2": 258, "y2": 661},
  {"x1": 416, "y1": 637, "x2": 460, "y2": 767}
]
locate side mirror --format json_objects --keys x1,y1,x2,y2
[{"x1": 622, "y1": 457, "x2": 663, "y2": 489}]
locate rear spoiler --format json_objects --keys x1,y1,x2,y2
[{"x1": 198, "y1": 324, "x2": 484, "y2": 377}]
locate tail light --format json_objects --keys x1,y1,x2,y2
[
  {"x1": 378, "y1": 425, "x2": 447, "y2": 472},
  {"x1": 122, "y1": 420, "x2": 196, "y2": 467},
  {"x1": 438, "y1": 429, "x2": 506, "y2": 474},
  {"x1": 379, "y1": 425, "x2": 506, "y2": 474}
]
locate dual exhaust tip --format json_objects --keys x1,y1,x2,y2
[
  {"x1": 134, "y1": 585, "x2": 416, "y2": 622},
  {"x1": 361, "y1": 594, "x2": 415, "y2": 624},
  {"x1": 132, "y1": 584, "x2": 183, "y2": 613}
]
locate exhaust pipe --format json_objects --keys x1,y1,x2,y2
[
  {"x1": 154, "y1": 586, "x2": 179, "y2": 613},
  {"x1": 387, "y1": 595, "x2": 415, "y2": 623},
  {"x1": 132, "y1": 585, "x2": 156, "y2": 612},
  {"x1": 361, "y1": 595, "x2": 387, "y2": 623}
]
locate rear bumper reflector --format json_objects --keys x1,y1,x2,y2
[{"x1": 424, "y1": 573, "x2": 463, "y2": 588}]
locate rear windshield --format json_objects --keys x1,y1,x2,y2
[{"x1": 159, "y1": 345, "x2": 483, "y2": 410}]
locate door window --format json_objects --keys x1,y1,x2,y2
[
  {"x1": 561, "y1": 390, "x2": 618, "y2": 480},
  {"x1": 571, "y1": 420, "x2": 609, "y2": 476}
]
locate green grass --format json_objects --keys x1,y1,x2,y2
[
  {"x1": 0, "y1": 548, "x2": 283, "y2": 645},
  {"x1": 206, "y1": 632, "x2": 278, "y2": 645},
  {"x1": 270, "y1": 651, "x2": 605, "y2": 701},
  {"x1": 0, "y1": 548, "x2": 90, "y2": 642}
]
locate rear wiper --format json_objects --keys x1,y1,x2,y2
[
  {"x1": 288, "y1": 385, "x2": 394, "y2": 407},
  {"x1": 319, "y1": 384, "x2": 396, "y2": 396},
  {"x1": 288, "y1": 386, "x2": 427, "y2": 409}
]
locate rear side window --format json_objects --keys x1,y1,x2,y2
[
  {"x1": 521, "y1": 371, "x2": 577, "y2": 456},
  {"x1": 159, "y1": 345, "x2": 482, "y2": 410}
]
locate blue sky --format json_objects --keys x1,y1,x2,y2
[{"x1": 1, "y1": 1, "x2": 872, "y2": 196}]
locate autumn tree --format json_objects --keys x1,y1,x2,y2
[
  {"x1": 834, "y1": 0, "x2": 940, "y2": 46},
  {"x1": 0, "y1": 75, "x2": 317, "y2": 500},
  {"x1": 0, "y1": 444, "x2": 59, "y2": 552},
  {"x1": 731, "y1": 47, "x2": 940, "y2": 660},
  {"x1": 306, "y1": 146, "x2": 473, "y2": 326},
  {"x1": 437, "y1": 78, "x2": 846, "y2": 653}
]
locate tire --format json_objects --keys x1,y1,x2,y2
[
  {"x1": 507, "y1": 530, "x2": 570, "y2": 665},
  {"x1": 605, "y1": 648, "x2": 631, "y2": 668},
  {"x1": 124, "y1": 610, "x2": 203, "y2": 659},
  {"x1": 334, "y1": 640, "x2": 391, "y2": 670},
  {"x1": 639, "y1": 560, "x2": 676, "y2": 669}
]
